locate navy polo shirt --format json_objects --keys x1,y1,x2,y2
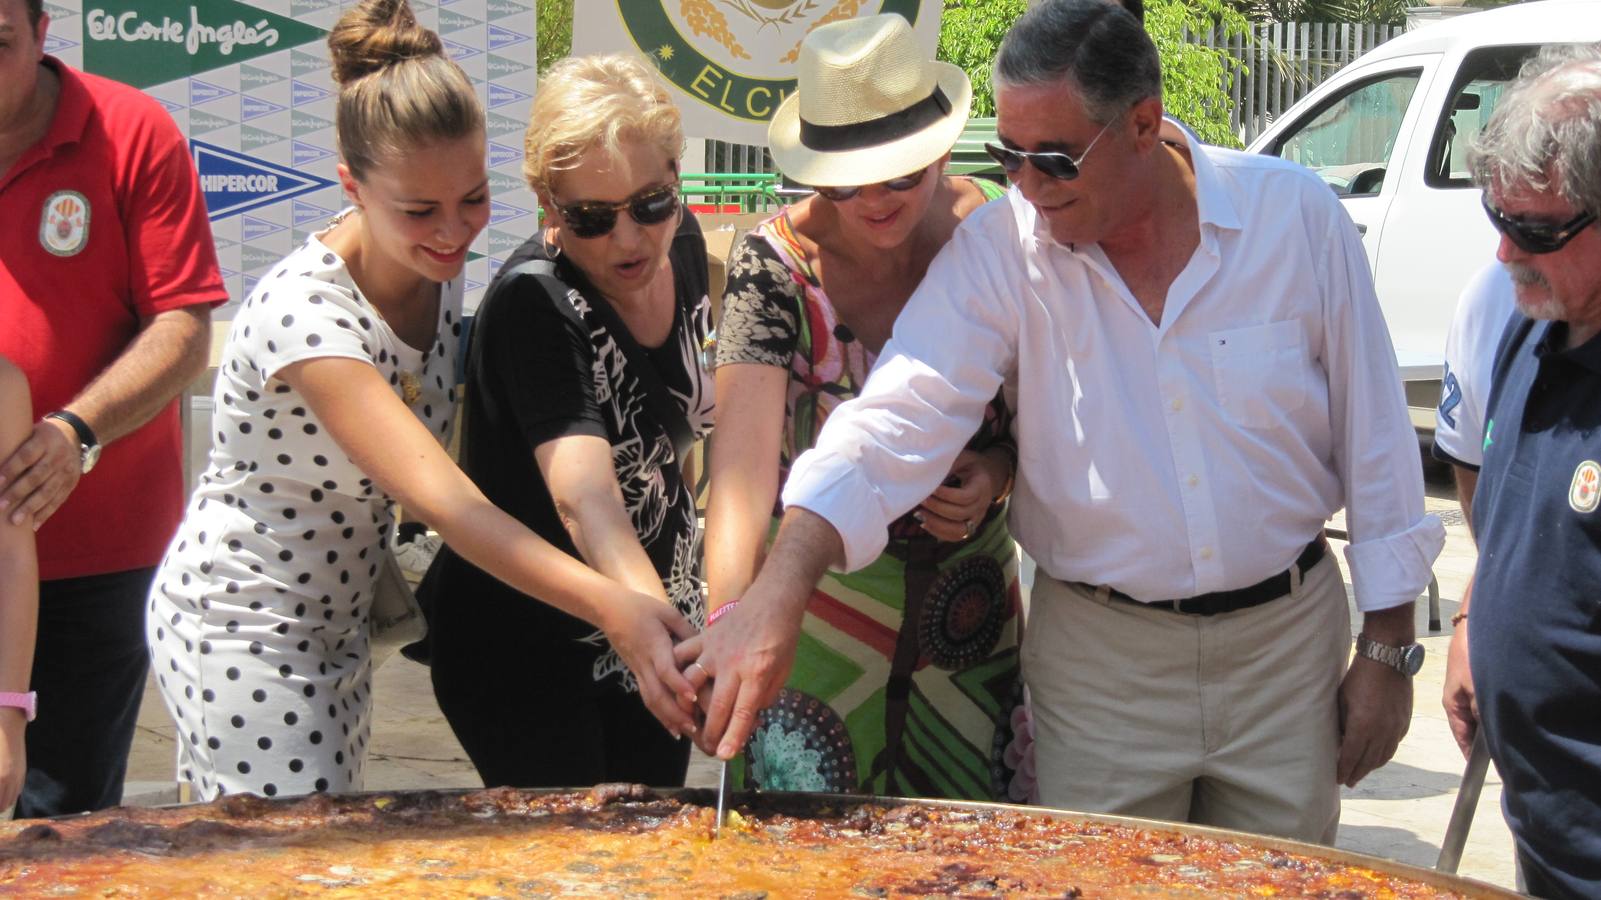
[{"x1": 1472, "y1": 314, "x2": 1601, "y2": 900}]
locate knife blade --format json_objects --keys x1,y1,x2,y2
[{"x1": 714, "y1": 759, "x2": 732, "y2": 838}]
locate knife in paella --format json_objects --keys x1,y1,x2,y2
[{"x1": 714, "y1": 758, "x2": 732, "y2": 838}]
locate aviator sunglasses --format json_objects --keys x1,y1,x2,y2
[
  {"x1": 1481, "y1": 196, "x2": 1597, "y2": 255},
  {"x1": 554, "y1": 182, "x2": 681, "y2": 239},
  {"x1": 812, "y1": 164, "x2": 931, "y2": 202},
  {"x1": 984, "y1": 119, "x2": 1115, "y2": 182}
]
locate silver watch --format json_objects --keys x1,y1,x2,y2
[
  {"x1": 45, "y1": 410, "x2": 100, "y2": 474},
  {"x1": 1355, "y1": 634, "x2": 1425, "y2": 677}
]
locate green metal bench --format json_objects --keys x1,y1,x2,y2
[{"x1": 679, "y1": 172, "x2": 784, "y2": 213}]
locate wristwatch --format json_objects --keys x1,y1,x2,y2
[
  {"x1": 1355, "y1": 635, "x2": 1426, "y2": 677},
  {"x1": 45, "y1": 410, "x2": 100, "y2": 474},
  {"x1": 0, "y1": 691, "x2": 37, "y2": 722}
]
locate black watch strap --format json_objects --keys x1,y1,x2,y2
[{"x1": 45, "y1": 410, "x2": 97, "y2": 450}]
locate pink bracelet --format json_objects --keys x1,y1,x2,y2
[{"x1": 707, "y1": 601, "x2": 740, "y2": 626}]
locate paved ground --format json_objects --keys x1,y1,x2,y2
[{"x1": 108, "y1": 473, "x2": 1514, "y2": 891}]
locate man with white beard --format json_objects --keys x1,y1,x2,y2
[{"x1": 1441, "y1": 42, "x2": 1601, "y2": 900}]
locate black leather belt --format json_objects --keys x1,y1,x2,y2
[{"x1": 1100, "y1": 535, "x2": 1328, "y2": 616}]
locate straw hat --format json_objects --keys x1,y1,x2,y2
[{"x1": 767, "y1": 14, "x2": 972, "y2": 188}]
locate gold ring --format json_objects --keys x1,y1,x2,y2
[
  {"x1": 688, "y1": 661, "x2": 711, "y2": 680},
  {"x1": 963, "y1": 519, "x2": 975, "y2": 539}
]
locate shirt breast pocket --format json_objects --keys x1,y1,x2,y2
[{"x1": 1208, "y1": 320, "x2": 1307, "y2": 429}]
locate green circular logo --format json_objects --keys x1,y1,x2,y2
[{"x1": 618, "y1": 0, "x2": 924, "y2": 123}]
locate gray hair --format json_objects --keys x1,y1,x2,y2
[
  {"x1": 993, "y1": 0, "x2": 1161, "y2": 126},
  {"x1": 1470, "y1": 42, "x2": 1601, "y2": 216}
]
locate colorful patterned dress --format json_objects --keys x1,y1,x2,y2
[{"x1": 715, "y1": 182, "x2": 1024, "y2": 801}]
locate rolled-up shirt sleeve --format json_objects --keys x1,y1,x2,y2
[
  {"x1": 781, "y1": 208, "x2": 1021, "y2": 572},
  {"x1": 1316, "y1": 206, "x2": 1446, "y2": 612}
]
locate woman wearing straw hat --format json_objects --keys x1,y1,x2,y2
[{"x1": 703, "y1": 14, "x2": 1026, "y2": 801}]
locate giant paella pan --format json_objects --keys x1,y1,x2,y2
[{"x1": 0, "y1": 785, "x2": 1517, "y2": 897}]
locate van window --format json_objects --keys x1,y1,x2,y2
[
  {"x1": 1425, "y1": 45, "x2": 1543, "y2": 188},
  {"x1": 1270, "y1": 69, "x2": 1423, "y2": 198}
]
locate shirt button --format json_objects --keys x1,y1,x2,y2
[
  {"x1": 1187, "y1": 474, "x2": 1200, "y2": 487},
  {"x1": 1199, "y1": 547, "x2": 1214, "y2": 560},
  {"x1": 1170, "y1": 397, "x2": 1184, "y2": 412}
]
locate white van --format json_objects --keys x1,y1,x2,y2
[{"x1": 1246, "y1": 0, "x2": 1601, "y2": 416}]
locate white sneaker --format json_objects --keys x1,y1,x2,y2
[{"x1": 393, "y1": 532, "x2": 443, "y2": 582}]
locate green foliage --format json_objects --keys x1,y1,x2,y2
[
  {"x1": 1229, "y1": 0, "x2": 1530, "y2": 26},
  {"x1": 1147, "y1": 0, "x2": 1251, "y2": 147},
  {"x1": 536, "y1": 0, "x2": 1248, "y2": 147},
  {"x1": 536, "y1": 0, "x2": 573, "y2": 75},
  {"x1": 936, "y1": 0, "x2": 1248, "y2": 148},
  {"x1": 935, "y1": 0, "x2": 1030, "y2": 118},
  {"x1": 1230, "y1": 0, "x2": 1409, "y2": 26}
]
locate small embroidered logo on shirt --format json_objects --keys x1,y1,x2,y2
[
  {"x1": 1570, "y1": 460, "x2": 1600, "y2": 514},
  {"x1": 40, "y1": 190, "x2": 90, "y2": 257}
]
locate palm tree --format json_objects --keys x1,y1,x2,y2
[{"x1": 1230, "y1": 0, "x2": 1409, "y2": 25}]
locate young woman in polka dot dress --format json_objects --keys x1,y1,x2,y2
[{"x1": 145, "y1": 0, "x2": 700, "y2": 801}]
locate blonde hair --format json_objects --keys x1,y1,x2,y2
[
  {"x1": 326, "y1": 0, "x2": 484, "y2": 179},
  {"x1": 523, "y1": 54, "x2": 684, "y2": 197}
]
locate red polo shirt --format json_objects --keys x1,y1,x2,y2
[{"x1": 0, "y1": 57, "x2": 227, "y2": 581}]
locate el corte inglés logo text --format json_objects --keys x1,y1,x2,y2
[
  {"x1": 86, "y1": 6, "x2": 278, "y2": 57},
  {"x1": 83, "y1": 0, "x2": 325, "y2": 90}
]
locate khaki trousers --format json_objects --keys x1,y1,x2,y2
[{"x1": 1022, "y1": 554, "x2": 1349, "y2": 844}]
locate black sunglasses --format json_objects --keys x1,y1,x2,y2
[
  {"x1": 813, "y1": 165, "x2": 931, "y2": 202},
  {"x1": 984, "y1": 119, "x2": 1115, "y2": 182},
  {"x1": 1481, "y1": 196, "x2": 1597, "y2": 255},
  {"x1": 554, "y1": 183, "x2": 681, "y2": 239}
]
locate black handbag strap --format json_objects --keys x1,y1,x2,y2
[{"x1": 499, "y1": 259, "x2": 695, "y2": 460}]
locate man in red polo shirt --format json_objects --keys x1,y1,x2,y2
[{"x1": 0, "y1": 0, "x2": 226, "y2": 817}]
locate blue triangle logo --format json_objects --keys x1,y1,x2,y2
[
  {"x1": 291, "y1": 79, "x2": 332, "y2": 107},
  {"x1": 156, "y1": 96, "x2": 186, "y2": 115},
  {"x1": 487, "y1": 25, "x2": 529, "y2": 52},
  {"x1": 291, "y1": 141, "x2": 336, "y2": 169},
  {"x1": 242, "y1": 94, "x2": 288, "y2": 121},
  {"x1": 42, "y1": 34, "x2": 76, "y2": 55},
  {"x1": 190, "y1": 79, "x2": 236, "y2": 107},
  {"x1": 192, "y1": 140, "x2": 336, "y2": 220},
  {"x1": 488, "y1": 83, "x2": 531, "y2": 109},
  {"x1": 489, "y1": 200, "x2": 532, "y2": 226},
  {"x1": 293, "y1": 200, "x2": 339, "y2": 227},
  {"x1": 242, "y1": 216, "x2": 285, "y2": 242},
  {"x1": 487, "y1": 141, "x2": 522, "y2": 169},
  {"x1": 441, "y1": 38, "x2": 482, "y2": 61}
]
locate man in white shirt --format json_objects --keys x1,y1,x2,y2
[
  {"x1": 1435, "y1": 262, "x2": 1517, "y2": 526},
  {"x1": 681, "y1": 0, "x2": 1443, "y2": 843}
]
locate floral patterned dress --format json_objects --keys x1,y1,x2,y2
[{"x1": 715, "y1": 182, "x2": 1026, "y2": 801}]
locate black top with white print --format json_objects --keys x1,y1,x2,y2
[{"x1": 426, "y1": 209, "x2": 713, "y2": 691}]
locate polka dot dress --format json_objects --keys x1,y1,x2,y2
[{"x1": 147, "y1": 229, "x2": 459, "y2": 800}]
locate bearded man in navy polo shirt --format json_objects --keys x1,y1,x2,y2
[{"x1": 1442, "y1": 43, "x2": 1601, "y2": 900}]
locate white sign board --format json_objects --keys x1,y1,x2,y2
[
  {"x1": 50, "y1": 0, "x2": 540, "y2": 315},
  {"x1": 573, "y1": 0, "x2": 944, "y2": 146}
]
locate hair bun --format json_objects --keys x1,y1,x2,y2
[{"x1": 327, "y1": 0, "x2": 443, "y2": 86}]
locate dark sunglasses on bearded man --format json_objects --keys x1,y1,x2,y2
[
  {"x1": 1481, "y1": 195, "x2": 1597, "y2": 255},
  {"x1": 553, "y1": 182, "x2": 682, "y2": 240}
]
